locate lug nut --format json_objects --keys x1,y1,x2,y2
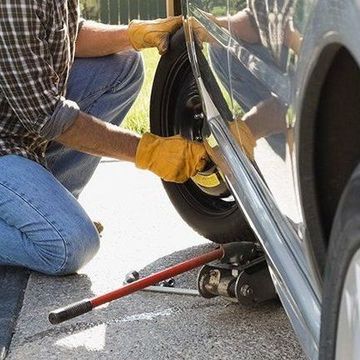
[{"x1": 240, "y1": 284, "x2": 253, "y2": 297}]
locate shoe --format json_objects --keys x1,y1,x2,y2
[{"x1": 93, "y1": 221, "x2": 104, "y2": 235}]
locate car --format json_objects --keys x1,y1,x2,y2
[{"x1": 149, "y1": 0, "x2": 360, "y2": 359}]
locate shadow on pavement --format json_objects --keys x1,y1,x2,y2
[{"x1": 0, "y1": 267, "x2": 29, "y2": 360}]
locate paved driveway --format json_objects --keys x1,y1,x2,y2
[{"x1": 6, "y1": 160, "x2": 306, "y2": 360}]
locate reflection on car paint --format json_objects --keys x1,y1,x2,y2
[
  {"x1": 189, "y1": 5, "x2": 292, "y2": 104},
  {"x1": 186, "y1": 0, "x2": 310, "y2": 227},
  {"x1": 182, "y1": 1, "x2": 335, "y2": 357}
]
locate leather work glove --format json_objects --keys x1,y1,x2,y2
[
  {"x1": 229, "y1": 119, "x2": 256, "y2": 161},
  {"x1": 128, "y1": 16, "x2": 183, "y2": 55},
  {"x1": 135, "y1": 133, "x2": 209, "y2": 183}
]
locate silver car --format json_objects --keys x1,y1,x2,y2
[{"x1": 150, "y1": 0, "x2": 360, "y2": 359}]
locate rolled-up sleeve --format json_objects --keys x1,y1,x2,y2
[{"x1": 0, "y1": 1, "x2": 79, "y2": 140}]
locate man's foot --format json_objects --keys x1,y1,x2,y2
[{"x1": 93, "y1": 221, "x2": 104, "y2": 235}]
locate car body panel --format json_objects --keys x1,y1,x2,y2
[
  {"x1": 193, "y1": 76, "x2": 321, "y2": 359},
  {"x1": 180, "y1": 0, "x2": 360, "y2": 358}
]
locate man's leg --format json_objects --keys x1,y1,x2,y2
[
  {"x1": 0, "y1": 155, "x2": 100, "y2": 275},
  {"x1": 46, "y1": 51, "x2": 144, "y2": 197}
]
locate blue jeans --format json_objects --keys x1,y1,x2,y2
[{"x1": 0, "y1": 51, "x2": 144, "y2": 275}]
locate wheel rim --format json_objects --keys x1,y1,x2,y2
[
  {"x1": 158, "y1": 51, "x2": 238, "y2": 216},
  {"x1": 336, "y1": 248, "x2": 360, "y2": 359}
]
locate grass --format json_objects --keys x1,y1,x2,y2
[{"x1": 121, "y1": 48, "x2": 160, "y2": 134}]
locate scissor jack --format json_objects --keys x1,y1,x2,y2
[{"x1": 49, "y1": 242, "x2": 277, "y2": 325}]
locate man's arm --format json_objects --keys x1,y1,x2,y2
[
  {"x1": 56, "y1": 112, "x2": 140, "y2": 162},
  {"x1": 76, "y1": 16, "x2": 183, "y2": 57},
  {"x1": 56, "y1": 111, "x2": 208, "y2": 184},
  {"x1": 75, "y1": 21, "x2": 132, "y2": 58},
  {"x1": 216, "y1": 11, "x2": 260, "y2": 44}
]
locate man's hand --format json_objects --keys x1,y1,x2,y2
[
  {"x1": 128, "y1": 16, "x2": 183, "y2": 55},
  {"x1": 135, "y1": 133, "x2": 209, "y2": 183}
]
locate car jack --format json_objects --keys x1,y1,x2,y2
[
  {"x1": 49, "y1": 242, "x2": 276, "y2": 325},
  {"x1": 197, "y1": 242, "x2": 277, "y2": 305}
]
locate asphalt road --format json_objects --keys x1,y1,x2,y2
[{"x1": 6, "y1": 160, "x2": 306, "y2": 360}]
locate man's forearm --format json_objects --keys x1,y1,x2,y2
[
  {"x1": 75, "y1": 21, "x2": 132, "y2": 57},
  {"x1": 56, "y1": 112, "x2": 140, "y2": 162},
  {"x1": 227, "y1": 11, "x2": 260, "y2": 43}
]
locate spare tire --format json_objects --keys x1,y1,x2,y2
[{"x1": 150, "y1": 29, "x2": 255, "y2": 244}]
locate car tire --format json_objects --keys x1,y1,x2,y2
[
  {"x1": 150, "y1": 29, "x2": 256, "y2": 244},
  {"x1": 320, "y1": 163, "x2": 360, "y2": 359}
]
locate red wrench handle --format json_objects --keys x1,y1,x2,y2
[{"x1": 49, "y1": 247, "x2": 223, "y2": 325}]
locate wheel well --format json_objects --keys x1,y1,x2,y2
[{"x1": 300, "y1": 46, "x2": 360, "y2": 275}]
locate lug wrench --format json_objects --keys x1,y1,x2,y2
[
  {"x1": 49, "y1": 247, "x2": 223, "y2": 324},
  {"x1": 124, "y1": 271, "x2": 199, "y2": 296},
  {"x1": 142, "y1": 286, "x2": 199, "y2": 296}
]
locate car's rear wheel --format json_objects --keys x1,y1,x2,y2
[
  {"x1": 320, "y1": 163, "x2": 360, "y2": 359},
  {"x1": 150, "y1": 29, "x2": 255, "y2": 244}
]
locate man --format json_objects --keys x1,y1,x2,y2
[{"x1": 0, "y1": 1, "x2": 208, "y2": 276}]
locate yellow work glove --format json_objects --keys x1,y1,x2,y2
[
  {"x1": 229, "y1": 119, "x2": 256, "y2": 161},
  {"x1": 135, "y1": 133, "x2": 209, "y2": 183},
  {"x1": 128, "y1": 16, "x2": 183, "y2": 55}
]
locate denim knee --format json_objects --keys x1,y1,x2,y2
[
  {"x1": 56, "y1": 220, "x2": 100, "y2": 276},
  {"x1": 40, "y1": 220, "x2": 100, "y2": 276},
  {"x1": 113, "y1": 50, "x2": 144, "y2": 95},
  {"x1": 129, "y1": 51, "x2": 145, "y2": 90}
]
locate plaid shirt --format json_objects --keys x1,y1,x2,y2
[{"x1": 0, "y1": 0, "x2": 81, "y2": 164}]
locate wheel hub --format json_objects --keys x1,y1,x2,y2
[{"x1": 173, "y1": 77, "x2": 231, "y2": 197}]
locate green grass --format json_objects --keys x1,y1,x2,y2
[{"x1": 122, "y1": 48, "x2": 160, "y2": 134}]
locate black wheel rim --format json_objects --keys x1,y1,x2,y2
[{"x1": 158, "y1": 51, "x2": 238, "y2": 217}]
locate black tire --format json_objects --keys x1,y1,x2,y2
[
  {"x1": 320, "y1": 163, "x2": 360, "y2": 359},
  {"x1": 150, "y1": 29, "x2": 255, "y2": 244}
]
